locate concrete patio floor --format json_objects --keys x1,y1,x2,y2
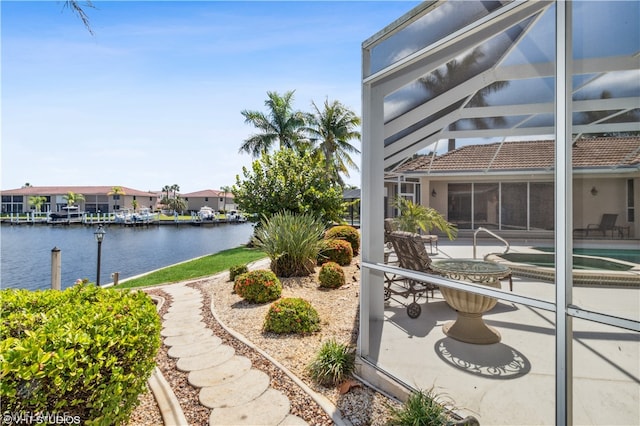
[{"x1": 365, "y1": 239, "x2": 639, "y2": 425}]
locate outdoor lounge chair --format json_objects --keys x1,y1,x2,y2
[
  {"x1": 384, "y1": 218, "x2": 438, "y2": 254},
  {"x1": 575, "y1": 213, "x2": 618, "y2": 237},
  {"x1": 384, "y1": 230, "x2": 441, "y2": 318}
]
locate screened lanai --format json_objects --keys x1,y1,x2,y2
[{"x1": 359, "y1": 2, "x2": 639, "y2": 425}]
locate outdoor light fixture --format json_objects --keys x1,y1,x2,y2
[
  {"x1": 590, "y1": 186, "x2": 598, "y2": 196},
  {"x1": 94, "y1": 225, "x2": 106, "y2": 286},
  {"x1": 432, "y1": 189, "x2": 437, "y2": 197}
]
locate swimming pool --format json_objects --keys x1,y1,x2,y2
[
  {"x1": 485, "y1": 252, "x2": 640, "y2": 287},
  {"x1": 534, "y1": 247, "x2": 640, "y2": 264}
]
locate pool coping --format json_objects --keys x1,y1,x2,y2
[{"x1": 485, "y1": 252, "x2": 640, "y2": 287}]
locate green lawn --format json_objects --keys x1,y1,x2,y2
[{"x1": 117, "y1": 246, "x2": 266, "y2": 289}]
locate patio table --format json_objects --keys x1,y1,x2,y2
[{"x1": 431, "y1": 259, "x2": 511, "y2": 344}]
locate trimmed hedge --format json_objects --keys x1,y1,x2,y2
[
  {"x1": 229, "y1": 264, "x2": 249, "y2": 282},
  {"x1": 325, "y1": 225, "x2": 360, "y2": 255},
  {"x1": 318, "y1": 262, "x2": 346, "y2": 289},
  {"x1": 319, "y1": 239, "x2": 353, "y2": 266},
  {"x1": 0, "y1": 283, "x2": 160, "y2": 426},
  {"x1": 234, "y1": 269, "x2": 282, "y2": 303},
  {"x1": 263, "y1": 298, "x2": 320, "y2": 334}
]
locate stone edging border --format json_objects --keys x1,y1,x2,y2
[
  {"x1": 147, "y1": 294, "x2": 189, "y2": 425},
  {"x1": 207, "y1": 285, "x2": 352, "y2": 426}
]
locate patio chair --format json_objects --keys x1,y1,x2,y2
[
  {"x1": 384, "y1": 218, "x2": 438, "y2": 254},
  {"x1": 384, "y1": 230, "x2": 441, "y2": 318},
  {"x1": 575, "y1": 213, "x2": 618, "y2": 237}
]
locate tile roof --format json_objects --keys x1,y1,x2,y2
[
  {"x1": 396, "y1": 137, "x2": 640, "y2": 173},
  {"x1": 0, "y1": 186, "x2": 158, "y2": 196},
  {"x1": 181, "y1": 189, "x2": 225, "y2": 198}
]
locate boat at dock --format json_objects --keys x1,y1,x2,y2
[{"x1": 48, "y1": 206, "x2": 84, "y2": 223}]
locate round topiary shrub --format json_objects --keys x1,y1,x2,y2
[
  {"x1": 264, "y1": 297, "x2": 320, "y2": 334},
  {"x1": 319, "y1": 239, "x2": 353, "y2": 266},
  {"x1": 325, "y1": 225, "x2": 360, "y2": 255},
  {"x1": 229, "y1": 264, "x2": 249, "y2": 282},
  {"x1": 318, "y1": 262, "x2": 346, "y2": 289},
  {"x1": 234, "y1": 270, "x2": 282, "y2": 303}
]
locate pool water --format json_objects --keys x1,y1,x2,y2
[
  {"x1": 499, "y1": 253, "x2": 634, "y2": 271},
  {"x1": 534, "y1": 247, "x2": 640, "y2": 265}
]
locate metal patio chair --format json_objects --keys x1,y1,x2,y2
[{"x1": 384, "y1": 230, "x2": 441, "y2": 318}]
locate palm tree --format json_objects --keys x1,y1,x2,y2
[
  {"x1": 131, "y1": 199, "x2": 139, "y2": 212},
  {"x1": 304, "y1": 99, "x2": 361, "y2": 186},
  {"x1": 28, "y1": 196, "x2": 46, "y2": 213},
  {"x1": 419, "y1": 47, "x2": 509, "y2": 151},
  {"x1": 239, "y1": 90, "x2": 306, "y2": 157},
  {"x1": 63, "y1": 191, "x2": 85, "y2": 221},
  {"x1": 393, "y1": 197, "x2": 457, "y2": 240},
  {"x1": 170, "y1": 184, "x2": 180, "y2": 199},
  {"x1": 168, "y1": 197, "x2": 186, "y2": 214},
  {"x1": 220, "y1": 186, "x2": 231, "y2": 212},
  {"x1": 108, "y1": 186, "x2": 125, "y2": 196},
  {"x1": 63, "y1": 1, "x2": 95, "y2": 35},
  {"x1": 63, "y1": 191, "x2": 85, "y2": 207}
]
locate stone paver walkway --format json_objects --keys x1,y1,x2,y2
[{"x1": 160, "y1": 283, "x2": 308, "y2": 425}]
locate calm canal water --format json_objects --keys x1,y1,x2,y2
[{"x1": 1, "y1": 223, "x2": 255, "y2": 291}]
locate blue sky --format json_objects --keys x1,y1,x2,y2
[{"x1": 1, "y1": 1, "x2": 419, "y2": 193}]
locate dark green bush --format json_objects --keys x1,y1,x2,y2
[
  {"x1": 263, "y1": 298, "x2": 320, "y2": 334},
  {"x1": 318, "y1": 262, "x2": 346, "y2": 289},
  {"x1": 234, "y1": 269, "x2": 282, "y2": 303},
  {"x1": 325, "y1": 225, "x2": 360, "y2": 255},
  {"x1": 307, "y1": 339, "x2": 355, "y2": 386},
  {"x1": 229, "y1": 264, "x2": 249, "y2": 282},
  {"x1": 319, "y1": 239, "x2": 353, "y2": 266},
  {"x1": 0, "y1": 283, "x2": 160, "y2": 426}
]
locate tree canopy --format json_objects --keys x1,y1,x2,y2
[{"x1": 233, "y1": 149, "x2": 344, "y2": 224}]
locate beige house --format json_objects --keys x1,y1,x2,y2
[
  {"x1": 1, "y1": 186, "x2": 159, "y2": 214},
  {"x1": 182, "y1": 189, "x2": 237, "y2": 213},
  {"x1": 386, "y1": 137, "x2": 639, "y2": 238}
]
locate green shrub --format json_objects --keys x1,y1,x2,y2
[
  {"x1": 234, "y1": 269, "x2": 282, "y2": 303},
  {"x1": 318, "y1": 262, "x2": 346, "y2": 289},
  {"x1": 0, "y1": 283, "x2": 160, "y2": 426},
  {"x1": 307, "y1": 339, "x2": 355, "y2": 386},
  {"x1": 229, "y1": 264, "x2": 249, "y2": 281},
  {"x1": 319, "y1": 239, "x2": 353, "y2": 266},
  {"x1": 386, "y1": 388, "x2": 450, "y2": 426},
  {"x1": 263, "y1": 298, "x2": 320, "y2": 334},
  {"x1": 325, "y1": 225, "x2": 360, "y2": 255},
  {"x1": 252, "y1": 211, "x2": 326, "y2": 277}
]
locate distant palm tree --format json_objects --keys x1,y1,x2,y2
[
  {"x1": 28, "y1": 196, "x2": 46, "y2": 213},
  {"x1": 63, "y1": 191, "x2": 85, "y2": 207},
  {"x1": 168, "y1": 197, "x2": 186, "y2": 214},
  {"x1": 63, "y1": 191, "x2": 85, "y2": 221},
  {"x1": 239, "y1": 90, "x2": 306, "y2": 157},
  {"x1": 220, "y1": 186, "x2": 231, "y2": 212},
  {"x1": 420, "y1": 47, "x2": 509, "y2": 151},
  {"x1": 304, "y1": 99, "x2": 361, "y2": 186},
  {"x1": 131, "y1": 199, "x2": 139, "y2": 212},
  {"x1": 108, "y1": 186, "x2": 125, "y2": 196},
  {"x1": 170, "y1": 184, "x2": 180, "y2": 199}
]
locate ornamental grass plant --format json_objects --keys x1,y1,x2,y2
[
  {"x1": 307, "y1": 339, "x2": 355, "y2": 386},
  {"x1": 386, "y1": 388, "x2": 451, "y2": 426},
  {"x1": 252, "y1": 211, "x2": 326, "y2": 277}
]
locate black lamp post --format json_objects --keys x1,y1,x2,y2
[{"x1": 94, "y1": 225, "x2": 106, "y2": 286}]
